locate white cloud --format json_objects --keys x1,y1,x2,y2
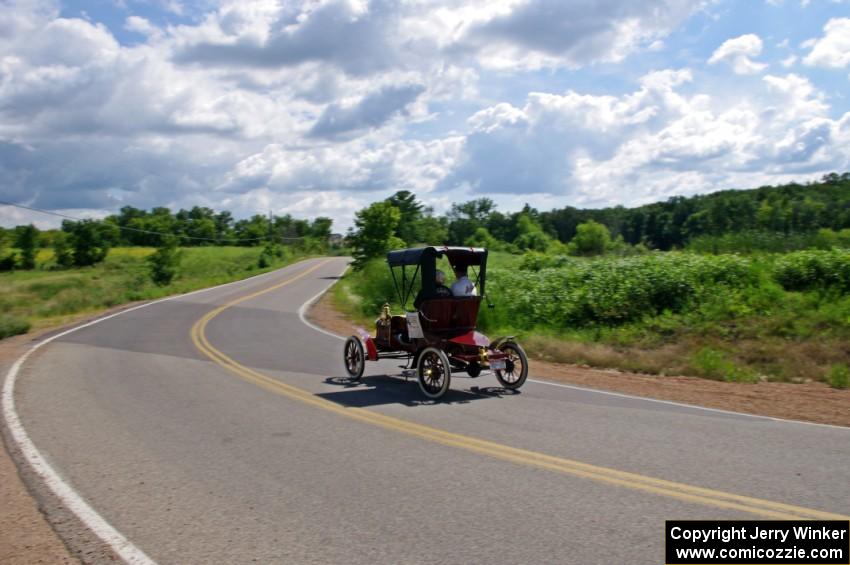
[
  {"x1": 1, "y1": 0, "x2": 849, "y2": 232},
  {"x1": 453, "y1": 0, "x2": 700, "y2": 70},
  {"x1": 803, "y1": 17, "x2": 850, "y2": 68},
  {"x1": 442, "y1": 69, "x2": 850, "y2": 207},
  {"x1": 708, "y1": 34, "x2": 768, "y2": 74},
  {"x1": 171, "y1": 0, "x2": 702, "y2": 74},
  {"x1": 308, "y1": 84, "x2": 426, "y2": 139},
  {"x1": 125, "y1": 16, "x2": 162, "y2": 40},
  {"x1": 222, "y1": 136, "x2": 464, "y2": 197}
]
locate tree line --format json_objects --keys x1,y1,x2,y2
[
  {"x1": 349, "y1": 173, "x2": 850, "y2": 266},
  {"x1": 4, "y1": 171, "x2": 850, "y2": 272},
  {"x1": 0, "y1": 205, "x2": 335, "y2": 273}
]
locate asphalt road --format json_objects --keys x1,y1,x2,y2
[{"x1": 10, "y1": 257, "x2": 850, "y2": 564}]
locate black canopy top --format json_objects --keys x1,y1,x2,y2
[
  {"x1": 386, "y1": 247, "x2": 488, "y2": 308},
  {"x1": 386, "y1": 246, "x2": 488, "y2": 267}
]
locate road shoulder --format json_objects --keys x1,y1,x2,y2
[
  {"x1": 307, "y1": 290, "x2": 850, "y2": 428},
  {"x1": 1, "y1": 328, "x2": 80, "y2": 564}
]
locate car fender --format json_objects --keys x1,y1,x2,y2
[
  {"x1": 355, "y1": 327, "x2": 379, "y2": 361},
  {"x1": 489, "y1": 336, "x2": 516, "y2": 350}
]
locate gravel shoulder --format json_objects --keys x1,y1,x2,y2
[
  {"x1": 1, "y1": 326, "x2": 85, "y2": 564},
  {"x1": 307, "y1": 291, "x2": 850, "y2": 428}
]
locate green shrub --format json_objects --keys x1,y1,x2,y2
[
  {"x1": 346, "y1": 258, "x2": 400, "y2": 314},
  {"x1": 485, "y1": 253, "x2": 757, "y2": 329},
  {"x1": 148, "y1": 236, "x2": 182, "y2": 286},
  {"x1": 518, "y1": 252, "x2": 576, "y2": 271},
  {"x1": 0, "y1": 316, "x2": 30, "y2": 339},
  {"x1": 773, "y1": 250, "x2": 850, "y2": 292},
  {"x1": 566, "y1": 220, "x2": 611, "y2": 256},
  {"x1": 258, "y1": 242, "x2": 286, "y2": 268},
  {"x1": 687, "y1": 231, "x2": 818, "y2": 254},
  {"x1": 690, "y1": 347, "x2": 759, "y2": 383},
  {"x1": 16, "y1": 224, "x2": 38, "y2": 270},
  {"x1": 826, "y1": 364, "x2": 850, "y2": 389},
  {"x1": 52, "y1": 232, "x2": 74, "y2": 269},
  {"x1": 0, "y1": 252, "x2": 16, "y2": 271}
]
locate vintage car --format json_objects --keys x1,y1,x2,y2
[{"x1": 342, "y1": 246, "x2": 528, "y2": 399}]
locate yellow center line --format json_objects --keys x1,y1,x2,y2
[{"x1": 190, "y1": 259, "x2": 849, "y2": 522}]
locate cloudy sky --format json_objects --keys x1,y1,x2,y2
[{"x1": 1, "y1": 0, "x2": 850, "y2": 230}]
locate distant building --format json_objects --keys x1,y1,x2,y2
[{"x1": 329, "y1": 233, "x2": 343, "y2": 246}]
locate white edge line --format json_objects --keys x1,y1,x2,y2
[
  {"x1": 1, "y1": 258, "x2": 325, "y2": 565},
  {"x1": 295, "y1": 270, "x2": 849, "y2": 433},
  {"x1": 297, "y1": 263, "x2": 350, "y2": 341}
]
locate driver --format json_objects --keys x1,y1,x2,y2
[
  {"x1": 451, "y1": 266, "x2": 477, "y2": 296},
  {"x1": 413, "y1": 269, "x2": 452, "y2": 308}
]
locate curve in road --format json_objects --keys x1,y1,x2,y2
[{"x1": 6, "y1": 257, "x2": 850, "y2": 564}]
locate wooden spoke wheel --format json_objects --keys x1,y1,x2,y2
[
  {"x1": 343, "y1": 336, "x2": 365, "y2": 381},
  {"x1": 495, "y1": 342, "x2": 528, "y2": 390},
  {"x1": 417, "y1": 347, "x2": 452, "y2": 399}
]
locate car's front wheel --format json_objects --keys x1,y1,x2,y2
[
  {"x1": 343, "y1": 336, "x2": 365, "y2": 381},
  {"x1": 417, "y1": 347, "x2": 452, "y2": 399}
]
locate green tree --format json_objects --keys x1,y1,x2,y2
[
  {"x1": 16, "y1": 224, "x2": 39, "y2": 269},
  {"x1": 309, "y1": 217, "x2": 333, "y2": 240},
  {"x1": 350, "y1": 202, "x2": 403, "y2": 268},
  {"x1": 567, "y1": 220, "x2": 611, "y2": 256},
  {"x1": 413, "y1": 214, "x2": 448, "y2": 245},
  {"x1": 386, "y1": 190, "x2": 424, "y2": 244},
  {"x1": 0, "y1": 227, "x2": 15, "y2": 271},
  {"x1": 64, "y1": 220, "x2": 112, "y2": 267},
  {"x1": 447, "y1": 198, "x2": 496, "y2": 244},
  {"x1": 214, "y1": 210, "x2": 234, "y2": 242},
  {"x1": 514, "y1": 214, "x2": 551, "y2": 252},
  {"x1": 148, "y1": 235, "x2": 182, "y2": 286},
  {"x1": 234, "y1": 215, "x2": 270, "y2": 245},
  {"x1": 465, "y1": 227, "x2": 497, "y2": 248},
  {"x1": 52, "y1": 232, "x2": 74, "y2": 268}
]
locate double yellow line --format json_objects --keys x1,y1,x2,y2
[{"x1": 191, "y1": 259, "x2": 849, "y2": 521}]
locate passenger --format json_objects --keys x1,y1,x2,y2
[
  {"x1": 413, "y1": 269, "x2": 452, "y2": 308},
  {"x1": 451, "y1": 266, "x2": 477, "y2": 296},
  {"x1": 434, "y1": 270, "x2": 453, "y2": 297}
]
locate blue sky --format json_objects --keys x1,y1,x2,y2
[{"x1": 2, "y1": 0, "x2": 850, "y2": 230}]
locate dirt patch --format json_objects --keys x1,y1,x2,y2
[
  {"x1": 306, "y1": 289, "x2": 361, "y2": 337},
  {"x1": 0, "y1": 330, "x2": 80, "y2": 564},
  {"x1": 526, "y1": 361, "x2": 850, "y2": 427},
  {"x1": 308, "y1": 290, "x2": 850, "y2": 428}
]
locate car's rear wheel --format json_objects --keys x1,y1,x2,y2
[
  {"x1": 417, "y1": 347, "x2": 451, "y2": 399},
  {"x1": 343, "y1": 336, "x2": 365, "y2": 381},
  {"x1": 495, "y1": 342, "x2": 528, "y2": 390}
]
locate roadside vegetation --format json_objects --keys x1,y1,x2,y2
[
  {"x1": 0, "y1": 205, "x2": 342, "y2": 340},
  {"x1": 335, "y1": 173, "x2": 850, "y2": 389},
  {"x1": 0, "y1": 246, "x2": 310, "y2": 339}
]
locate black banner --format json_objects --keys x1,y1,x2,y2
[{"x1": 666, "y1": 521, "x2": 849, "y2": 564}]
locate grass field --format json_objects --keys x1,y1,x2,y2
[
  {"x1": 0, "y1": 246, "x2": 305, "y2": 339},
  {"x1": 332, "y1": 250, "x2": 850, "y2": 387}
]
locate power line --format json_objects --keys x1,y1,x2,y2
[{"x1": 0, "y1": 200, "x2": 305, "y2": 243}]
